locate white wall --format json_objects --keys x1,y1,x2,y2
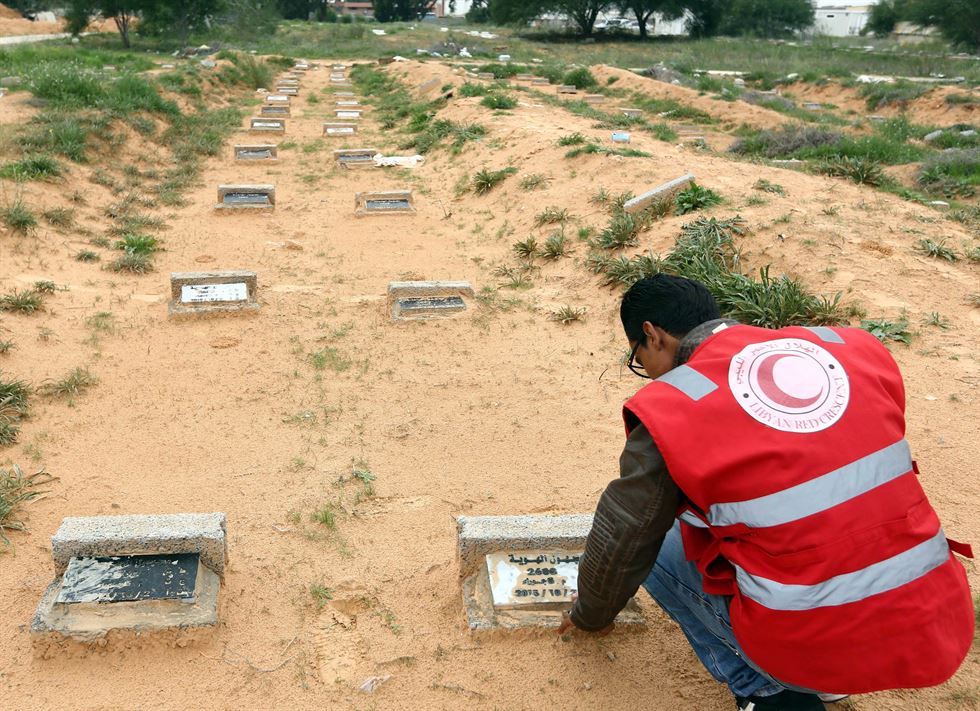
[{"x1": 812, "y1": 8, "x2": 871, "y2": 36}]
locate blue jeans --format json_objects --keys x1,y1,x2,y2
[{"x1": 642, "y1": 521, "x2": 796, "y2": 699}]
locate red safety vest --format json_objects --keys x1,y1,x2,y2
[{"x1": 625, "y1": 323, "x2": 973, "y2": 694}]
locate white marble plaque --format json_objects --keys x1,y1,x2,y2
[
  {"x1": 336, "y1": 110, "x2": 361, "y2": 119},
  {"x1": 486, "y1": 549, "x2": 581, "y2": 610},
  {"x1": 327, "y1": 127, "x2": 355, "y2": 135},
  {"x1": 181, "y1": 283, "x2": 248, "y2": 304}
]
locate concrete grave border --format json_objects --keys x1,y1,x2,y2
[
  {"x1": 333, "y1": 148, "x2": 379, "y2": 169},
  {"x1": 456, "y1": 514, "x2": 644, "y2": 630},
  {"x1": 31, "y1": 513, "x2": 228, "y2": 643},
  {"x1": 265, "y1": 94, "x2": 290, "y2": 105},
  {"x1": 250, "y1": 117, "x2": 285, "y2": 133},
  {"x1": 168, "y1": 270, "x2": 261, "y2": 318},
  {"x1": 387, "y1": 281, "x2": 474, "y2": 320},
  {"x1": 259, "y1": 104, "x2": 290, "y2": 118},
  {"x1": 355, "y1": 190, "x2": 416, "y2": 216},
  {"x1": 323, "y1": 122, "x2": 358, "y2": 136},
  {"x1": 557, "y1": 85, "x2": 577, "y2": 94},
  {"x1": 335, "y1": 109, "x2": 362, "y2": 120},
  {"x1": 215, "y1": 184, "x2": 276, "y2": 212},
  {"x1": 234, "y1": 144, "x2": 278, "y2": 161},
  {"x1": 583, "y1": 94, "x2": 605, "y2": 104},
  {"x1": 623, "y1": 174, "x2": 695, "y2": 215}
]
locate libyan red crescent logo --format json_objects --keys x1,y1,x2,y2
[{"x1": 728, "y1": 338, "x2": 850, "y2": 433}]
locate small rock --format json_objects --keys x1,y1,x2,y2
[
  {"x1": 284, "y1": 240, "x2": 304, "y2": 251},
  {"x1": 923, "y1": 130, "x2": 944, "y2": 143},
  {"x1": 498, "y1": 54, "x2": 511, "y2": 61},
  {"x1": 584, "y1": 682, "x2": 593, "y2": 690},
  {"x1": 200, "y1": 59, "x2": 216, "y2": 69},
  {"x1": 734, "y1": 78, "x2": 745, "y2": 87},
  {"x1": 0, "y1": 76, "x2": 22, "y2": 87},
  {"x1": 785, "y1": 72, "x2": 799, "y2": 80},
  {"x1": 924, "y1": 395, "x2": 937, "y2": 401},
  {"x1": 359, "y1": 675, "x2": 391, "y2": 693},
  {"x1": 928, "y1": 200, "x2": 950, "y2": 209},
  {"x1": 606, "y1": 651, "x2": 616, "y2": 661},
  {"x1": 960, "y1": 129, "x2": 977, "y2": 137}
]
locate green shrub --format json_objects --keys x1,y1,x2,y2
[
  {"x1": 730, "y1": 126, "x2": 843, "y2": 158},
  {"x1": 816, "y1": 156, "x2": 885, "y2": 186},
  {"x1": 1, "y1": 199, "x2": 37, "y2": 234},
  {"x1": 916, "y1": 148, "x2": 980, "y2": 197},
  {"x1": 0, "y1": 155, "x2": 63, "y2": 182},
  {"x1": 459, "y1": 82, "x2": 486, "y2": 97},
  {"x1": 473, "y1": 167, "x2": 517, "y2": 195},
  {"x1": 557, "y1": 132, "x2": 587, "y2": 146},
  {"x1": 481, "y1": 93, "x2": 517, "y2": 110},
  {"x1": 675, "y1": 183, "x2": 722, "y2": 215},
  {"x1": 563, "y1": 67, "x2": 598, "y2": 90},
  {"x1": 858, "y1": 80, "x2": 929, "y2": 110}
]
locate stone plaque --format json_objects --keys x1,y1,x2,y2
[
  {"x1": 336, "y1": 110, "x2": 362, "y2": 119},
  {"x1": 260, "y1": 105, "x2": 290, "y2": 117},
  {"x1": 557, "y1": 85, "x2": 577, "y2": 94},
  {"x1": 367, "y1": 199, "x2": 406, "y2": 211},
  {"x1": 324, "y1": 122, "x2": 357, "y2": 136},
  {"x1": 222, "y1": 192, "x2": 271, "y2": 206},
  {"x1": 334, "y1": 91, "x2": 355, "y2": 97},
  {"x1": 57, "y1": 553, "x2": 200, "y2": 604},
  {"x1": 181, "y1": 282, "x2": 247, "y2": 303},
  {"x1": 621, "y1": 107, "x2": 642, "y2": 118},
  {"x1": 336, "y1": 99, "x2": 359, "y2": 106},
  {"x1": 486, "y1": 550, "x2": 581, "y2": 610},
  {"x1": 335, "y1": 148, "x2": 379, "y2": 168},
  {"x1": 477, "y1": 72, "x2": 495, "y2": 80},
  {"x1": 398, "y1": 295, "x2": 465, "y2": 315},
  {"x1": 266, "y1": 94, "x2": 290, "y2": 104},
  {"x1": 250, "y1": 118, "x2": 285, "y2": 132},
  {"x1": 531, "y1": 78, "x2": 549, "y2": 85},
  {"x1": 234, "y1": 145, "x2": 277, "y2": 160}
]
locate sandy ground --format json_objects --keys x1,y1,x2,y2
[
  {"x1": 0, "y1": 59, "x2": 978, "y2": 710},
  {"x1": 0, "y1": 2, "x2": 65, "y2": 37}
]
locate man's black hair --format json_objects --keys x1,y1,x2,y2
[{"x1": 620, "y1": 274, "x2": 720, "y2": 342}]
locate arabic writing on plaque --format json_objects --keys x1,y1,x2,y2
[
  {"x1": 485, "y1": 549, "x2": 581, "y2": 610},
  {"x1": 181, "y1": 283, "x2": 248, "y2": 304}
]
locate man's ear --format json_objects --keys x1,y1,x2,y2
[{"x1": 642, "y1": 321, "x2": 663, "y2": 349}]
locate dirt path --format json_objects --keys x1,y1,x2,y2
[{"x1": 0, "y1": 60, "x2": 977, "y2": 710}]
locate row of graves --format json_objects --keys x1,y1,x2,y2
[{"x1": 29, "y1": 62, "x2": 699, "y2": 647}]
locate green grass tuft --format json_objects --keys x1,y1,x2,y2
[
  {"x1": 0, "y1": 465, "x2": 54, "y2": 544},
  {"x1": 473, "y1": 167, "x2": 517, "y2": 195}
]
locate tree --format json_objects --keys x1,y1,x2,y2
[
  {"x1": 140, "y1": 0, "x2": 225, "y2": 44},
  {"x1": 903, "y1": 0, "x2": 980, "y2": 51},
  {"x1": 862, "y1": 0, "x2": 907, "y2": 37},
  {"x1": 373, "y1": 0, "x2": 435, "y2": 21},
  {"x1": 616, "y1": 0, "x2": 683, "y2": 38},
  {"x1": 553, "y1": 0, "x2": 613, "y2": 36},
  {"x1": 64, "y1": 0, "x2": 144, "y2": 46},
  {"x1": 276, "y1": 0, "x2": 316, "y2": 19},
  {"x1": 683, "y1": 0, "x2": 730, "y2": 37},
  {"x1": 720, "y1": 0, "x2": 813, "y2": 37},
  {"x1": 488, "y1": 0, "x2": 543, "y2": 25}
]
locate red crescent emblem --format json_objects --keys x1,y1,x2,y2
[{"x1": 756, "y1": 353, "x2": 824, "y2": 408}]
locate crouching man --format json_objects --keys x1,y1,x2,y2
[{"x1": 559, "y1": 274, "x2": 973, "y2": 711}]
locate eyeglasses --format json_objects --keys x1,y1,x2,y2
[{"x1": 627, "y1": 340, "x2": 653, "y2": 379}]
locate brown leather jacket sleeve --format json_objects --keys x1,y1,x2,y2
[{"x1": 570, "y1": 423, "x2": 680, "y2": 631}]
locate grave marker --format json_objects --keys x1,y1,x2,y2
[
  {"x1": 336, "y1": 109, "x2": 362, "y2": 120},
  {"x1": 250, "y1": 118, "x2": 286, "y2": 133},
  {"x1": 277, "y1": 86, "x2": 299, "y2": 96},
  {"x1": 531, "y1": 78, "x2": 549, "y2": 85},
  {"x1": 215, "y1": 184, "x2": 275, "y2": 211},
  {"x1": 32, "y1": 513, "x2": 227, "y2": 642},
  {"x1": 514, "y1": 73, "x2": 535, "y2": 81},
  {"x1": 278, "y1": 78, "x2": 299, "y2": 87},
  {"x1": 457, "y1": 514, "x2": 644, "y2": 630},
  {"x1": 623, "y1": 174, "x2": 695, "y2": 215},
  {"x1": 557, "y1": 85, "x2": 577, "y2": 94},
  {"x1": 332, "y1": 64, "x2": 346, "y2": 71},
  {"x1": 803, "y1": 102, "x2": 823, "y2": 110},
  {"x1": 265, "y1": 94, "x2": 290, "y2": 105},
  {"x1": 168, "y1": 270, "x2": 261, "y2": 318},
  {"x1": 387, "y1": 281, "x2": 474, "y2": 320},
  {"x1": 333, "y1": 91, "x2": 355, "y2": 97},
  {"x1": 620, "y1": 107, "x2": 643, "y2": 118},
  {"x1": 323, "y1": 122, "x2": 358, "y2": 136},
  {"x1": 335, "y1": 99, "x2": 360, "y2": 107},
  {"x1": 583, "y1": 94, "x2": 605, "y2": 104},
  {"x1": 234, "y1": 144, "x2": 278, "y2": 161},
  {"x1": 355, "y1": 190, "x2": 416, "y2": 216},
  {"x1": 477, "y1": 72, "x2": 495, "y2": 80},
  {"x1": 259, "y1": 105, "x2": 290, "y2": 118},
  {"x1": 334, "y1": 148, "x2": 380, "y2": 169}
]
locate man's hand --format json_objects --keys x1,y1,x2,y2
[{"x1": 557, "y1": 594, "x2": 614, "y2": 637}]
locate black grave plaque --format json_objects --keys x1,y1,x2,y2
[
  {"x1": 366, "y1": 199, "x2": 411, "y2": 211},
  {"x1": 399, "y1": 296, "x2": 465, "y2": 313},
  {"x1": 223, "y1": 192, "x2": 271, "y2": 205},
  {"x1": 57, "y1": 553, "x2": 200, "y2": 604}
]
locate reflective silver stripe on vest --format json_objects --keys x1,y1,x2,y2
[
  {"x1": 708, "y1": 439, "x2": 912, "y2": 528},
  {"x1": 801, "y1": 326, "x2": 845, "y2": 344},
  {"x1": 657, "y1": 365, "x2": 717, "y2": 401},
  {"x1": 679, "y1": 511, "x2": 709, "y2": 528},
  {"x1": 734, "y1": 528, "x2": 950, "y2": 611}
]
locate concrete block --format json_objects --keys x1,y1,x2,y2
[
  {"x1": 259, "y1": 104, "x2": 290, "y2": 118},
  {"x1": 334, "y1": 148, "x2": 379, "y2": 169},
  {"x1": 323, "y1": 122, "x2": 357, "y2": 137},
  {"x1": 477, "y1": 72, "x2": 495, "y2": 80},
  {"x1": 456, "y1": 514, "x2": 645, "y2": 630},
  {"x1": 531, "y1": 78, "x2": 549, "y2": 85},
  {"x1": 514, "y1": 73, "x2": 534, "y2": 81},
  {"x1": 336, "y1": 109, "x2": 362, "y2": 120},
  {"x1": 355, "y1": 191, "x2": 415, "y2": 216},
  {"x1": 277, "y1": 87, "x2": 299, "y2": 96},
  {"x1": 583, "y1": 94, "x2": 605, "y2": 104},
  {"x1": 278, "y1": 78, "x2": 299, "y2": 87},
  {"x1": 234, "y1": 144, "x2": 277, "y2": 161},
  {"x1": 623, "y1": 174, "x2": 695, "y2": 215},
  {"x1": 250, "y1": 118, "x2": 285, "y2": 133},
  {"x1": 51, "y1": 513, "x2": 227, "y2": 576},
  {"x1": 620, "y1": 107, "x2": 643, "y2": 118},
  {"x1": 215, "y1": 184, "x2": 275, "y2": 211},
  {"x1": 557, "y1": 85, "x2": 577, "y2": 94},
  {"x1": 387, "y1": 281, "x2": 474, "y2": 320},
  {"x1": 168, "y1": 271, "x2": 260, "y2": 318},
  {"x1": 265, "y1": 94, "x2": 290, "y2": 105}
]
